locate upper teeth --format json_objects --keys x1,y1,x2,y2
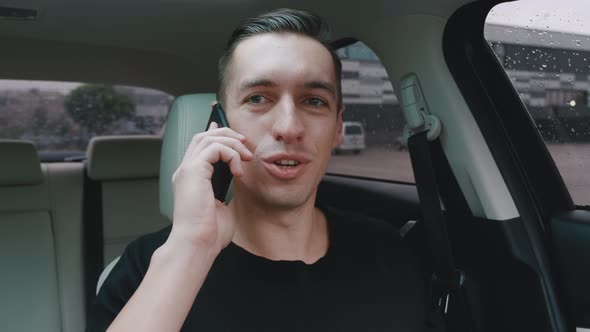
[{"x1": 275, "y1": 160, "x2": 299, "y2": 166}]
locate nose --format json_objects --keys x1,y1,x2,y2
[{"x1": 271, "y1": 98, "x2": 304, "y2": 143}]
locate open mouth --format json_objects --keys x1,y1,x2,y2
[
  {"x1": 262, "y1": 154, "x2": 310, "y2": 180},
  {"x1": 273, "y1": 159, "x2": 301, "y2": 167}
]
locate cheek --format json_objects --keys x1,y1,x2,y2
[
  {"x1": 311, "y1": 121, "x2": 339, "y2": 147},
  {"x1": 240, "y1": 125, "x2": 265, "y2": 150},
  {"x1": 227, "y1": 110, "x2": 267, "y2": 140}
]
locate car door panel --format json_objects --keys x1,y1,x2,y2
[{"x1": 551, "y1": 212, "x2": 590, "y2": 328}]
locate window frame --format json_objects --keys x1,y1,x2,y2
[
  {"x1": 444, "y1": 1, "x2": 572, "y2": 330},
  {"x1": 445, "y1": 2, "x2": 575, "y2": 218}
]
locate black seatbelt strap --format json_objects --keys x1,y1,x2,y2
[
  {"x1": 399, "y1": 73, "x2": 474, "y2": 330},
  {"x1": 83, "y1": 166, "x2": 104, "y2": 321},
  {"x1": 407, "y1": 131, "x2": 469, "y2": 331},
  {"x1": 428, "y1": 138, "x2": 472, "y2": 218}
]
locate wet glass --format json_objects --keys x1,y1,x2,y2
[
  {"x1": 327, "y1": 42, "x2": 414, "y2": 183},
  {"x1": 485, "y1": 0, "x2": 590, "y2": 205}
]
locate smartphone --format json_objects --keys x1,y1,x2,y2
[{"x1": 206, "y1": 103, "x2": 233, "y2": 202}]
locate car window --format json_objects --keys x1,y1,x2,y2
[
  {"x1": 327, "y1": 41, "x2": 414, "y2": 183},
  {"x1": 0, "y1": 80, "x2": 173, "y2": 161},
  {"x1": 485, "y1": 0, "x2": 590, "y2": 206},
  {"x1": 345, "y1": 125, "x2": 362, "y2": 135}
]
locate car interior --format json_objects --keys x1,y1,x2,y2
[{"x1": 0, "y1": 0, "x2": 589, "y2": 331}]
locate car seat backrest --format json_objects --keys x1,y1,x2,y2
[
  {"x1": 160, "y1": 93, "x2": 235, "y2": 221},
  {"x1": 0, "y1": 140, "x2": 43, "y2": 186},
  {"x1": 86, "y1": 135, "x2": 169, "y2": 265},
  {"x1": 0, "y1": 140, "x2": 85, "y2": 332},
  {"x1": 98, "y1": 94, "x2": 233, "y2": 293},
  {"x1": 96, "y1": 256, "x2": 120, "y2": 294}
]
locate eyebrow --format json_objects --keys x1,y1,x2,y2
[
  {"x1": 303, "y1": 81, "x2": 336, "y2": 97},
  {"x1": 238, "y1": 79, "x2": 277, "y2": 91},
  {"x1": 238, "y1": 78, "x2": 336, "y2": 97}
]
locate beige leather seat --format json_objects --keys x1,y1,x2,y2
[
  {"x1": 0, "y1": 140, "x2": 85, "y2": 332},
  {"x1": 97, "y1": 94, "x2": 221, "y2": 293},
  {"x1": 86, "y1": 135, "x2": 169, "y2": 266},
  {"x1": 159, "y1": 93, "x2": 221, "y2": 220}
]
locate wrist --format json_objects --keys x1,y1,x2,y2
[
  {"x1": 153, "y1": 231, "x2": 220, "y2": 268},
  {"x1": 169, "y1": 222, "x2": 220, "y2": 248}
]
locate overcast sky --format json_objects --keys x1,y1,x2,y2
[
  {"x1": 487, "y1": 0, "x2": 590, "y2": 35},
  {"x1": 1, "y1": 0, "x2": 590, "y2": 92}
]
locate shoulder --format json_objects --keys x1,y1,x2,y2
[
  {"x1": 88, "y1": 225, "x2": 172, "y2": 330},
  {"x1": 123, "y1": 225, "x2": 173, "y2": 267},
  {"x1": 99, "y1": 224, "x2": 172, "y2": 291}
]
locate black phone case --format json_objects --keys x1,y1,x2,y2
[{"x1": 207, "y1": 104, "x2": 233, "y2": 202}]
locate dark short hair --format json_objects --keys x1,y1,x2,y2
[{"x1": 217, "y1": 8, "x2": 343, "y2": 110}]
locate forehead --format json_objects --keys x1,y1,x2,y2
[{"x1": 227, "y1": 32, "x2": 337, "y2": 89}]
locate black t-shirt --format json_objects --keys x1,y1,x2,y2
[{"x1": 87, "y1": 210, "x2": 426, "y2": 331}]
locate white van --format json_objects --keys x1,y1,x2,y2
[{"x1": 335, "y1": 121, "x2": 366, "y2": 154}]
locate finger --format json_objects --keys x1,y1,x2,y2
[
  {"x1": 184, "y1": 128, "x2": 246, "y2": 163},
  {"x1": 200, "y1": 143, "x2": 245, "y2": 177},
  {"x1": 206, "y1": 127, "x2": 246, "y2": 142},
  {"x1": 198, "y1": 136, "x2": 253, "y2": 161},
  {"x1": 186, "y1": 128, "x2": 246, "y2": 155},
  {"x1": 208, "y1": 121, "x2": 219, "y2": 131},
  {"x1": 185, "y1": 136, "x2": 253, "y2": 165}
]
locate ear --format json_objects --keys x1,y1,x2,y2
[{"x1": 333, "y1": 105, "x2": 345, "y2": 148}]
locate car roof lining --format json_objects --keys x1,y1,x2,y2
[{"x1": 0, "y1": 0, "x2": 475, "y2": 95}]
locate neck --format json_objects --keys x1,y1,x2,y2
[{"x1": 227, "y1": 193, "x2": 328, "y2": 264}]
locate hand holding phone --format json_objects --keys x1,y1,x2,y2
[
  {"x1": 206, "y1": 104, "x2": 233, "y2": 202},
  {"x1": 169, "y1": 102, "x2": 250, "y2": 252}
]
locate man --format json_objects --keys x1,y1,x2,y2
[{"x1": 88, "y1": 8, "x2": 425, "y2": 331}]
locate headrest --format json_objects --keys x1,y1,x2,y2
[
  {"x1": 87, "y1": 135, "x2": 162, "y2": 181},
  {"x1": 0, "y1": 140, "x2": 43, "y2": 186},
  {"x1": 160, "y1": 94, "x2": 218, "y2": 221}
]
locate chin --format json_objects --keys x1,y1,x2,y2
[
  {"x1": 235, "y1": 166, "x2": 321, "y2": 209},
  {"x1": 235, "y1": 179, "x2": 315, "y2": 210},
  {"x1": 257, "y1": 187, "x2": 313, "y2": 210}
]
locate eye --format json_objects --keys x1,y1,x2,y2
[
  {"x1": 306, "y1": 97, "x2": 326, "y2": 107},
  {"x1": 247, "y1": 95, "x2": 265, "y2": 104}
]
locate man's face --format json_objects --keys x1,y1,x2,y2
[{"x1": 223, "y1": 32, "x2": 343, "y2": 210}]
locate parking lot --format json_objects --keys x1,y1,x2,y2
[
  {"x1": 327, "y1": 147, "x2": 414, "y2": 183},
  {"x1": 546, "y1": 143, "x2": 590, "y2": 205},
  {"x1": 328, "y1": 143, "x2": 590, "y2": 205}
]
